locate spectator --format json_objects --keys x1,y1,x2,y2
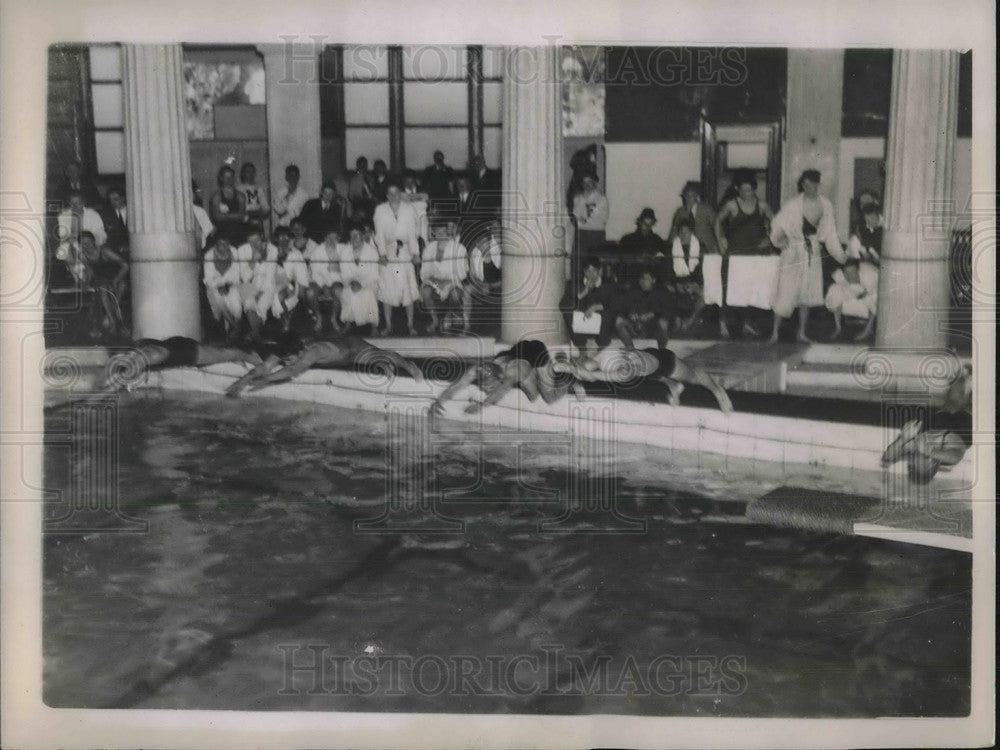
[
  {"x1": 66, "y1": 230, "x2": 129, "y2": 341},
  {"x1": 202, "y1": 234, "x2": 243, "y2": 339},
  {"x1": 618, "y1": 207, "x2": 667, "y2": 286},
  {"x1": 100, "y1": 186, "x2": 129, "y2": 259},
  {"x1": 768, "y1": 169, "x2": 846, "y2": 344},
  {"x1": 237, "y1": 161, "x2": 270, "y2": 229},
  {"x1": 669, "y1": 218, "x2": 706, "y2": 332},
  {"x1": 469, "y1": 154, "x2": 502, "y2": 221},
  {"x1": 288, "y1": 216, "x2": 318, "y2": 258},
  {"x1": 336, "y1": 222, "x2": 381, "y2": 334},
  {"x1": 452, "y1": 174, "x2": 477, "y2": 249},
  {"x1": 236, "y1": 226, "x2": 278, "y2": 340},
  {"x1": 191, "y1": 180, "x2": 215, "y2": 251},
  {"x1": 560, "y1": 257, "x2": 619, "y2": 349},
  {"x1": 347, "y1": 156, "x2": 375, "y2": 221},
  {"x1": 271, "y1": 225, "x2": 312, "y2": 333},
  {"x1": 615, "y1": 267, "x2": 672, "y2": 350},
  {"x1": 670, "y1": 182, "x2": 721, "y2": 330},
  {"x1": 401, "y1": 170, "x2": 430, "y2": 248},
  {"x1": 825, "y1": 258, "x2": 877, "y2": 341},
  {"x1": 210, "y1": 165, "x2": 248, "y2": 245},
  {"x1": 848, "y1": 202, "x2": 883, "y2": 266},
  {"x1": 374, "y1": 183, "x2": 421, "y2": 336},
  {"x1": 299, "y1": 181, "x2": 348, "y2": 244},
  {"x1": 714, "y1": 169, "x2": 776, "y2": 339},
  {"x1": 272, "y1": 164, "x2": 310, "y2": 228},
  {"x1": 669, "y1": 181, "x2": 718, "y2": 253},
  {"x1": 420, "y1": 217, "x2": 470, "y2": 334},
  {"x1": 566, "y1": 143, "x2": 599, "y2": 213},
  {"x1": 304, "y1": 227, "x2": 344, "y2": 334},
  {"x1": 423, "y1": 150, "x2": 455, "y2": 201},
  {"x1": 469, "y1": 218, "x2": 503, "y2": 296},
  {"x1": 371, "y1": 159, "x2": 390, "y2": 204},
  {"x1": 59, "y1": 160, "x2": 101, "y2": 207},
  {"x1": 849, "y1": 189, "x2": 881, "y2": 237},
  {"x1": 572, "y1": 173, "x2": 609, "y2": 258},
  {"x1": 56, "y1": 191, "x2": 107, "y2": 263}
]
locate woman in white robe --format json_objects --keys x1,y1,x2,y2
[
  {"x1": 337, "y1": 226, "x2": 381, "y2": 331},
  {"x1": 768, "y1": 170, "x2": 846, "y2": 343},
  {"x1": 373, "y1": 185, "x2": 421, "y2": 335},
  {"x1": 304, "y1": 228, "x2": 344, "y2": 333},
  {"x1": 203, "y1": 237, "x2": 243, "y2": 334}
]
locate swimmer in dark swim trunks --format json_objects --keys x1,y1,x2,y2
[
  {"x1": 100, "y1": 336, "x2": 264, "y2": 391},
  {"x1": 225, "y1": 333, "x2": 424, "y2": 397},
  {"x1": 552, "y1": 346, "x2": 734, "y2": 413},
  {"x1": 429, "y1": 339, "x2": 585, "y2": 419},
  {"x1": 881, "y1": 364, "x2": 972, "y2": 483}
]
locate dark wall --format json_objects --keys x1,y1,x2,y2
[{"x1": 604, "y1": 47, "x2": 787, "y2": 142}]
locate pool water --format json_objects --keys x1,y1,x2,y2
[{"x1": 43, "y1": 392, "x2": 971, "y2": 715}]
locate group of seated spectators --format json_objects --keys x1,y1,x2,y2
[
  {"x1": 196, "y1": 152, "x2": 505, "y2": 341},
  {"x1": 563, "y1": 168, "x2": 883, "y2": 347}
]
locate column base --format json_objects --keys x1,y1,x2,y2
[{"x1": 129, "y1": 231, "x2": 202, "y2": 340}]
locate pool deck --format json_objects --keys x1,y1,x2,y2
[{"x1": 41, "y1": 338, "x2": 976, "y2": 554}]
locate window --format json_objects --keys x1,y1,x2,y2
[{"x1": 88, "y1": 45, "x2": 125, "y2": 178}]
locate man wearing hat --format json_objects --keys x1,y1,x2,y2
[{"x1": 618, "y1": 207, "x2": 668, "y2": 286}]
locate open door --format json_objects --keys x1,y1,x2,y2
[{"x1": 701, "y1": 118, "x2": 782, "y2": 210}]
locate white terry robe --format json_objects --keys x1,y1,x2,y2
[
  {"x1": 374, "y1": 201, "x2": 421, "y2": 307},
  {"x1": 203, "y1": 246, "x2": 243, "y2": 323},
  {"x1": 237, "y1": 242, "x2": 278, "y2": 319},
  {"x1": 337, "y1": 241, "x2": 381, "y2": 326},
  {"x1": 769, "y1": 194, "x2": 845, "y2": 317}
]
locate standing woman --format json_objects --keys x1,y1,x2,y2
[
  {"x1": 768, "y1": 169, "x2": 846, "y2": 343},
  {"x1": 210, "y1": 165, "x2": 248, "y2": 245},
  {"x1": 713, "y1": 170, "x2": 776, "y2": 339},
  {"x1": 373, "y1": 183, "x2": 421, "y2": 336}
]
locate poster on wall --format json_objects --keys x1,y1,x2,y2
[
  {"x1": 561, "y1": 46, "x2": 605, "y2": 137},
  {"x1": 183, "y1": 61, "x2": 266, "y2": 140}
]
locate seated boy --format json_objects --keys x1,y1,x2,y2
[
  {"x1": 667, "y1": 217, "x2": 706, "y2": 331},
  {"x1": 420, "y1": 218, "x2": 471, "y2": 333},
  {"x1": 615, "y1": 268, "x2": 672, "y2": 350},
  {"x1": 825, "y1": 258, "x2": 878, "y2": 341}
]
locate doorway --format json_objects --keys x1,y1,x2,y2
[{"x1": 700, "y1": 118, "x2": 782, "y2": 210}]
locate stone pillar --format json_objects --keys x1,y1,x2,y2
[
  {"x1": 500, "y1": 46, "x2": 568, "y2": 346},
  {"x1": 875, "y1": 50, "x2": 959, "y2": 350},
  {"x1": 122, "y1": 44, "x2": 201, "y2": 340},
  {"x1": 467, "y1": 46, "x2": 484, "y2": 164},
  {"x1": 783, "y1": 50, "x2": 844, "y2": 206},
  {"x1": 259, "y1": 43, "x2": 323, "y2": 207}
]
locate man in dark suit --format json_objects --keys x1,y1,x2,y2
[
  {"x1": 423, "y1": 150, "x2": 455, "y2": 202},
  {"x1": 298, "y1": 181, "x2": 348, "y2": 243},
  {"x1": 100, "y1": 186, "x2": 129, "y2": 258},
  {"x1": 60, "y1": 160, "x2": 102, "y2": 207},
  {"x1": 469, "y1": 154, "x2": 502, "y2": 218}
]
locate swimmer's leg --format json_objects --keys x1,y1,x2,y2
[
  {"x1": 656, "y1": 376, "x2": 685, "y2": 406},
  {"x1": 880, "y1": 419, "x2": 924, "y2": 467},
  {"x1": 671, "y1": 358, "x2": 733, "y2": 414}
]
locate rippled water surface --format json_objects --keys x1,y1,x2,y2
[{"x1": 43, "y1": 392, "x2": 971, "y2": 715}]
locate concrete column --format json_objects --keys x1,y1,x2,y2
[
  {"x1": 875, "y1": 50, "x2": 958, "y2": 350},
  {"x1": 500, "y1": 46, "x2": 568, "y2": 346},
  {"x1": 467, "y1": 46, "x2": 484, "y2": 164},
  {"x1": 122, "y1": 44, "x2": 200, "y2": 340},
  {"x1": 259, "y1": 43, "x2": 323, "y2": 204},
  {"x1": 783, "y1": 50, "x2": 844, "y2": 206}
]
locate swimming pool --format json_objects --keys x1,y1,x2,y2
[{"x1": 43, "y1": 392, "x2": 971, "y2": 715}]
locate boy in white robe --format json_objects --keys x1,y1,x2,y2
[
  {"x1": 270, "y1": 226, "x2": 312, "y2": 332},
  {"x1": 236, "y1": 227, "x2": 278, "y2": 339},
  {"x1": 374, "y1": 184, "x2": 421, "y2": 335},
  {"x1": 304, "y1": 227, "x2": 344, "y2": 334},
  {"x1": 825, "y1": 258, "x2": 878, "y2": 341},
  {"x1": 203, "y1": 236, "x2": 243, "y2": 336},
  {"x1": 420, "y1": 218, "x2": 471, "y2": 333},
  {"x1": 337, "y1": 224, "x2": 382, "y2": 331}
]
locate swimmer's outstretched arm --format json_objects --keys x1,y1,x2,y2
[
  {"x1": 367, "y1": 346, "x2": 424, "y2": 382},
  {"x1": 429, "y1": 367, "x2": 479, "y2": 418},
  {"x1": 247, "y1": 348, "x2": 323, "y2": 391},
  {"x1": 465, "y1": 374, "x2": 520, "y2": 413},
  {"x1": 225, "y1": 354, "x2": 282, "y2": 397}
]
